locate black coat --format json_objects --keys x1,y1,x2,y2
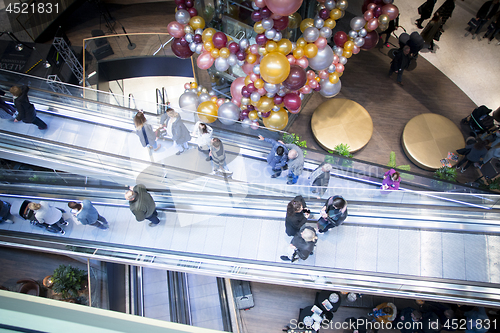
[
  {"x1": 477, "y1": 1, "x2": 500, "y2": 19},
  {"x1": 391, "y1": 50, "x2": 412, "y2": 72},
  {"x1": 285, "y1": 195, "x2": 307, "y2": 236},
  {"x1": 14, "y1": 86, "x2": 36, "y2": 123},
  {"x1": 418, "y1": 0, "x2": 437, "y2": 20},
  {"x1": 291, "y1": 225, "x2": 317, "y2": 260}
]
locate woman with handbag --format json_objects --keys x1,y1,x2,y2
[
  {"x1": 134, "y1": 111, "x2": 161, "y2": 151},
  {"x1": 317, "y1": 195, "x2": 347, "y2": 233},
  {"x1": 455, "y1": 139, "x2": 489, "y2": 172},
  {"x1": 420, "y1": 13, "x2": 443, "y2": 52},
  {"x1": 285, "y1": 195, "x2": 310, "y2": 237}
]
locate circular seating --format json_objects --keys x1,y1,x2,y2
[
  {"x1": 402, "y1": 113, "x2": 465, "y2": 171},
  {"x1": 311, "y1": 98, "x2": 373, "y2": 153}
]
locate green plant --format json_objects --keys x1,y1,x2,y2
[
  {"x1": 282, "y1": 133, "x2": 307, "y2": 156},
  {"x1": 52, "y1": 264, "x2": 87, "y2": 299},
  {"x1": 333, "y1": 143, "x2": 353, "y2": 158},
  {"x1": 325, "y1": 145, "x2": 353, "y2": 168},
  {"x1": 434, "y1": 166, "x2": 457, "y2": 182},
  {"x1": 386, "y1": 151, "x2": 412, "y2": 179},
  {"x1": 489, "y1": 178, "x2": 500, "y2": 190}
]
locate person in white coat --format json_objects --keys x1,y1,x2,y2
[{"x1": 192, "y1": 121, "x2": 213, "y2": 161}]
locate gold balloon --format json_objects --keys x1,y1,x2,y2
[
  {"x1": 263, "y1": 108, "x2": 288, "y2": 131},
  {"x1": 248, "y1": 110, "x2": 259, "y2": 121},
  {"x1": 190, "y1": 82, "x2": 198, "y2": 89},
  {"x1": 246, "y1": 53, "x2": 257, "y2": 64},
  {"x1": 245, "y1": 75, "x2": 253, "y2": 85},
  {"x1": 378, "y1": 14, "x2": 390, "y2": 25},
  {"x1": 266, "y1": 41, "x2": 278, "y2": 53},
  {"x1": 260, "y1": 52, "x2": 290, "y2": 84},
  {"x1": 277, "y1": 39, "x2": 292, "y2": 54},
  {"x1": 324, "y1": 18, "x2": 336, "y2": 29},
  {"x1": 257, "y1": 96, "x2": 274, "y2": 113},
  {"x1": 304, "y1": 43, "x2": 318, "y2": 58},
  {"x1": 336, "y1": 0, "x2": 348, "y2": 10},
  {"x1": 288, "y1": 13, "x2": 302, "y2": 29},
  {"x1": 220, "y1": 47, "x2": 230, "y2": 58},
  {"x1": 258, "y1": 46, "x2": 268, "y2": 56},
  {"x1": 254, "y1": 21, "x2": 265, "y2": 34},
  {"x1": 184, "y1": 25, "x2": 194, "y2": 35},
  {"x1": 211, "y1": 96, "x2": 218, "y2": 102},
  {"x1": 343, "y1": 50, "x2": 352, "y2": 58},
  {"x1": 202, "y1": 28, "x2": 216, "y2": 42},
  {"x1": 330, "y1": 8, "x2": 342, "y2": 20},
  {"x1": 344, "y1": 40, "x2": 354, "y2": 51},
  {"x1": 204, "y1": 41, "x2": 214, "y2": 52},
  {"x1": 300, "y1": 18, "x2": 314, "y2": 33},
  {"x1": 297, "y1": 37, "x2": 307, "y2": 48},
  {"x1": 254, "y1": 78, "x2": 264, "y2": 89},
  {"x1": 197, "y1": 101, "x2": 218, "y2": 123},
  {"x1": 329, "y1": 72, "x2": 339, "y2": 84},
  {"x1": 293, "y1": 47, "x2": 304, "y2": 59},
  {"x1": 211, "y1": 48, "x2": 220, "y2": 58},
  {"x1": 190, "y1": 16, "x2": 206, "y2": 30}
]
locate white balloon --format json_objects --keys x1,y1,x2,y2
[
  {"x1": 320, "y1": 27, "x2": 332, "y2": 39},
  {"x1": 227, "y1": 54, "x2": 238, "y2": 66},
  {"x1": 325, "y1": 0, "x2": 335, "y2": 10},
  {"x1": 218, "y1": 102, "x2": 240, "y2": 125},
  {"x1": 348, "y1": 30, "x2": 358, "y2": 39},
  {"x1": 179, "y1": 91, "x2": 200, "y2": 113},
  {"x1": 265, "y1": 29, "x2": 276, "y2": 40},
  {"x1": 314, "y1": 18, "x2": 324, "y2": 29},
  {"x1": 215, "y1": 57, "x2": 229, "y2": 71},
  {"x1": 264, "y1": 82, "x2": 279, "y2": 94},
  {"x1": 252, "y1": 2, "x2": 259, "y2": 10},
  {"x1": 350, "y1": 16, "x2": 366, "y2": 31},
  {"x1": 239, "y1": 38, "x2": 249, "y2": 50},
  {"x1": 309, "y1": 46, "x2": 334, "y2": 70},
  {"x1": 185, "y1": 33, "x2": 193, "y2": 43},
  {"x1": 273, "y1": 31, "x2": 282, "y2": 41},
  {"x1": 195, "y1": 44, "x2": 203, "y2": 54},
  {"x1": 195, "y1": 28, "x2": 204, "y2": 35},
  {"x1": 253, "y1": 64, "x2": 261, "y2": 75},
  {"x1": 199, "y1": 93, "x2": 211, "y2": 103},
  {"x1": 189, "y1": 42, "x2": 197, "y2": 52},
  {"x1": 319, "y1": 78, "x2": 342, "y2": 98},
  {"x1": 354, "y1": 37, "x2": 365, "y2": 47},
  {"x1": 335, "y1": 47, "x2": 344, "y2": 56},
  {"x1": 262, "y1": 18, "x2": 274, "y2": 30},
  {"x1": 241, "y1": 118, "x2": 253, "y2": 128},
  {"x1": 303, "y1": 27, "x2": 320, "y2": 43},
  {"x1": 358, "y1": 28, "x2": 367, "y2": 37},
  {"x1": 339, "y1": 56, "x2": 347, "y2": 65},
  {"x1": 250, "y1": 91, "x2": 261, "y2": 102},
  {"x1": 175, "y1": 9, "x2": 191, "y2": 24},
  {"x1": 266, "y1": 93, "x2": 275, "y2": 98}
]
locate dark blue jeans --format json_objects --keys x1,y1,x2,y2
[
  {"x1": 468, "y1": 18, "x2": 488, "y2": 34},
  {"x1": 31, "y1": 117, "x2": 47, "y2": 129},
  {"x1": 146, "y1": 210, "x2": 160, "y2": 224}
]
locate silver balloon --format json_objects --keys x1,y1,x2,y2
[
  {"x1": 241, "y1": 118, "x2": 253, "y2": 128},
  {"x1": 325, "y1": 0, "x2": 336, "y2": 10},
  {"x1": 327, "y1": 64, "x2": 336, "y2": 73},
  {"x1": 339, "y1": 56, "x2": 347, "y2": 65},
  {"x1": 350, "y1": 16, "x2": 366, "y2": 31},
  {"x1": 348, "y1": 30, "x2": 358, "y2": 39},
  {"x1": 319, "y1": 79, "x2": 342, "y2": 98},
  {"x1": 179, "y1": 91, "x2": 200, "y2": 114},
  {"x1": 358, "y1": 28, "x2": 367, "y2": 37},
  {"x1": 239, "y1": 38, "x2": 249, "y2": 51},
  {"x1": 209, "y1": 90, "x2": 216, "y2": 96},
  {"x1": 218, "y1": 102, "x2": 240, "y2": 125},
  {"x1": 319, "y1": 27, "x2": 332, "y2": 39},
  {"x1": 184, "y1": 25, "x2": 194, "y2": 35},
  {"x1": 195, "y1": 44, "x2": 203, "y2": 54},
  {"x1": 291, "y1": 42, "x2": 297, "y2": 51},
  {"x1": 309, "y1": 46, "x2": 334, "y2": 70},
  {"x1": 201, "y1": 87, "x2": 208, "y2": 94},
  {"x1": 354, "y1": 37, "x2": 365, "y2": 47},
  {"x1": 185, "y1": 33, "x2": 193, "y2": 43},
  {"x1": 215, "y1": 57, "x2": 229, "y2": 71},
  {"x1": 303, "y1": 27, "x2": 320, "y2": 43},
  {"x1": 190, "y1": 88, "x2": 197, "y2": 94},
  {"x1": 227, "y1": 54, "x2": 238, "y2": 66},
  {"x1": 252, "y1": 1, "x2": 259, "y2": 10},
  {"x1": 175, "y1": 9, "x2": 191, "y2": 24},
  {"x1": 272, "y1": 105, "x2": 280, "y2": 111},
  {"x1": 253, "y1": 64, "x2": 261, "y2": 75},
  {"x1": 189, "y1": 42, "x2": 197, "y2": 52},
  {"x1": 277, "y1": 88, "x2": 287, "y2": 97},
  {"x1": 262, "y1": 18, "x2": 274, "y2": 30},
  {"x1": 250, "y1": 91, "x2": 261, "y2": 102},
  {"x1": 195, "y1": 28, "x2": 204, "y2": 35},
  {"x1": 273, "y1": 31, "x2": 282, "y2": 41},
  {"x1": 266, "y1": 93, "x2": 275, "y2": 98},
  {"x1": 314, "y1": 18, "x2": 324, "y2": 29},
  {"x1": 237, "y1": 60, "x2": 245, "y2": 66},
  {"x1": 241, "y1": 97, "x2": 250, "y2": 106},
  {"x1": 336, "y1": 0, "x2": 348, "y2": 10},
  {"x1": 335, "y1": 47, "x2": 344, "y2": 56},
  {"x1": 265, "y1": 29, "x2": 276, "y2": 40},
  {"x1": 197, "y1": 86, "x2": 203, "y2": 92},
  {"x1": 264, "y1": 82, "x2": 279, "y2": 94},
  {"x1": 198, "y1": 93, "x2": 210, "y2": 103}
]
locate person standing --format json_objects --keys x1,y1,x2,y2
[
  {"x1": 420, "y1": 13, "x2": 443, "y2": 52},
  {"x1": 192, "y1": 121, "x2": 213, "y2": 160},
  {"x1": 388, "y1": 46, "x2": 412, "y2": 85},
  {"x1": 68, "y1": 200, "x2": 109, "y2": 230},
  {"x1": 280, "y1": 225, "x2": 317, "y2": 262},
  {"x1": 381, "y1": 169, "x2": 401, "y2": 190},
  {"x1": 416, "y1": 0, "x2": 437, "y2": 29},
  {"x1": 317, "y1": 195, "x2": 347, "y2": 233},
  {"x1": 481, "y1": 14, "x2": 500, "y2": 43},
  {"x1": 125, "y1": 184, "x2": 160, "y2": 227},
  {"x1": 28, "y1": 201, "x2": 67, "y2": 234},
  {"x1": 436, "y1": 0, "x2": 458, "y2": 26},
  {"x1": 258, "y1": 135, "x2": 288, "y2": 178},
  {"x1": 465, "y1": 0, "x2": 500, "y2": 39},
  {"x1": 209, "y1": 137, "x2": 232, "y2": 175},
  {"x1": 284, "y1": 143, "x2": 304, "y2": 185},
  {"x1": 134, "y1": 111, "x2": 161, "y2": 151},
  {"x1": 380, "y1": 14, "x2": 400, "y2": 47},
  {"x1": 309, "y1": 162, "x2": 332, "y2": 198},
  {"x1": 160, "y1": 108, "x2": 191, "y2": 155},
  {"x1": 10, "y1": 85, "x2": 47, "y2": 130},
  {"x1": 285, "y1": 195, "x2": 310, "y2": 237},
  {"x1": 455, "y1": 139, "x2": 489, "y2": 172}
]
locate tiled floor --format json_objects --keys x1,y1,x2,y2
[
  {"x1": 143, "y1": 267, "x2": 170, "y2": 322},
  {"x1": 188, "y1": 274, "x2": 224, "y2": 331}
]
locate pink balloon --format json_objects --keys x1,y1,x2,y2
[
  {"x1": 231, "y1": 98, "x2": 241, "y2": 107},
  {"x1": 309, "y1": 80, "x2": 319, "y2": 89},
  {"x1": 265, "y1": 0, "x2": 303, "y2": 16},
  {"x1": 296, "y1": 57, "x2": 309, "y2": 69},
  {"x1": 258, "y1": 87, "x2": 267, "y2": 96},
  {"x1": 366, "y1": 17, "x2": 379, "y2": 31},
  {"x1": 318, "y1": 70, "x2": 329, "y2": 79},
  {"x1": 184, "y1": 83, "x2": 191, "y2": 89},
  {"x1": 249, "y1": 44, "x2": 259, "y2": 55},
  {"x1": 306, "y1": 70, "x2": 315, "y2": 80},
  {"x1": 271, "y1": 14, "x2": 282, "y2": 19},
  {"x1": 367, "y1": 3, "x2": 377, "y2": 11},
  {"x1": 287, "y1": 54, "x2": 296, "y2": 65},
  {"x1": 288, "y1": 107, "x2": 301, "y2": 114},
  {"x1": 352, "y1": 45, "x2": 360, "y2": 54},
  {"x1": 197, "y1": 52, "x2": 215, "y2": 70},
  {"x1": 217, "y1": 98, "x2": 225, "y2": 107},
  {"x1": 249, "y1": 73, "x2": 259, "y2": 82},
  {"x1": 230, "y1": 77, "x2": 246, "y2": 102},
  {"x1": 274, "y1": 95, "x2": 284, "y2": 105},
  {"x1": 382, "y1": 4, "x2": 399, "y2": 20},
  {"x1": 167, "y1": 21, "x2": 185, "y2": 38},
  {"x1": 314, "y1": 37, "x2": 327, "y2": 50},
  {"x1": 364, "y1": 10, "x2": 374, "y2": 21},
  {"x1": 255, "y1": 0, "x2": 266, "y2": 8},
  {"x1": 332, "y1": 54, "x2": 339, "y2": 64},
  {"x1": 300, "y1": 85, "x2": 312, "y2": 94},
  {"x1": 242, "y1": 62, "x2": 254, "y2": 74},
  {"x1": 283, "y1": 93, "x2": 301, "y2": 110},
  {"x1": 335, "y1": 63, "x2": 345, "y2": 73}
]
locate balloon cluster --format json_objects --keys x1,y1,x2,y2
[{"x1": 170, "y1": 0, "x2": 399, "y2": 131}]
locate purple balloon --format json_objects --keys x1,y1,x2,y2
[
  {"x1": 261, "y1": 111, "x2": 271, "y2": 118},
  {"x1": 185, "y1": 0, "x2": 193, "y2": 7},
  {"x1": 177, "y1": 3, "x2": 186, "y2": 10},
  {"x1": 171, "y1": 38, "x2": 194, "y2": 59},
  {"x1": 255, "y1": 33, "x2": 268, "y2": 45},
  {"x1": 260, "y1": 7, "x2": 271, "y2": 19},
  {"x1": 251, "y1": 10, "x2": 262, "y2": 22},
  {"x1": 273, "y1": 16, "x2": 289, "y2": 31},
  {"x1": 179, "y1": 37, "x2": 189, "y2": 46},
  {"x1": 236, "y1": 50, "x2": 246, "y2": 61},
  {"x1": 319, "y1": 8, "x2": 330, "y2": 20},
  {"x1": 283, "y1": 65, "x2": 307, "y2": 91},
  {"x1": 247, "y1": 105, "x2": 255, "y2": 111},
  {"x1": 193, "y1": 34, "x2": 202, "y2": 43},
  {"x1": 274, "y1": 95, "x2": 283, "y2": 105},
  {"x1": 314, "y1": 85, "x2": 321, "y2": 92},
  {"x1": 228, "y1": 42, "x2": 240, "y2": 54},
  {"x1": 374, "y1": 5, "x2": 382, "y2": 18},
  {"x1": 241, "y1": 86, "x2": 251, "y2": 98},
  {"x1": 247, "y1": 83, "x2": 256, "y2": 93},
  {"x1": 187, "y1": 7, "x2": 198, "y2": 17},
  {"x1": 283, "y1": 93, "x2": 301, "y2": 110},
  {"x1": 212, "y1": 32, "x2": 228, "y2": 49},
  {"x1": 175, "y1": 0, "x2": 185, "y2": 5},
  {"x1": 240, "y1": 110, "x2": 249, "y2": 120}
]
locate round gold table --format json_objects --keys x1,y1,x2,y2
[
  {"x1": 402, "y1": 113, "x2": 464, "y2": 171},
  {"x1": 311, "y1": 98, "x2": 373, "y2": 153}
]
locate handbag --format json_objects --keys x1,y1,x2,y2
[
  {"x1": 468, "y1": 18, "x2": 479, "y2": 29},
  {"x1": 433, "y1": 30, "x2": 442, "y2": 41}
]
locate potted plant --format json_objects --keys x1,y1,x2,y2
[{"x1": 52, "y1": 264, "x2": 87, "y2": 299}]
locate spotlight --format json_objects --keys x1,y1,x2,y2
[
  {"x1": 43, "y1": 61, "x2": 51, "y2": 68},
  {"x1": 15, "y1": 44, "x2": 23, "y2": 51},
  {"x1": 88, "y1": 71, "x2": 97, "y2": 78}
]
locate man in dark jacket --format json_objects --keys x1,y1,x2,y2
[
  {"x1": 281, "y1": 225, "x2": 317, "y2": 262},
  {"x1": 416, "y1": 0, "x2": 437, "y2": 28},
  {"x1": 258, "y1": 135, "x2": 288, "y2": 178},
  {"x1": 388, "y1": 46, "x2": 412, "y2": 85},
  {"x1": 125, "y1": 184, "x2": 160, "y2": 227},
  {"x1": 10, "y1": 85, "x2": 47, "y2": 129},
  {"x1": 465, "y1": 0, "x2": 499, "y2": 39}
]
